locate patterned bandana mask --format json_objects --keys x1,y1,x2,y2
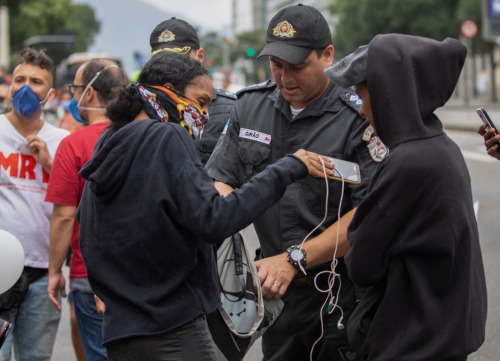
[{"x1": 134, "y1": 84, "x2": 208, "y2": 138}]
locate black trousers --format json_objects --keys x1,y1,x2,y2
[
  {"x1": 262, "y1": 276, "x2": 356, "y2": 361},
  {"x1": 105, "y1": 316, "x2": 218, "y2": 361}
]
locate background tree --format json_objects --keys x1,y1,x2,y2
[
  {"x1": 201, "y1": 28, "x2": 269, "y2": 85},
  {"x1": 201, "y1": 31, "x2": 224, "y2": 67},
  {"x1": 4, "y1": 0, "x2": 99, "y2": 68},
  {"x1": 64, "y1": 4, "x2": 100, "y2": 53},
  {"x1": 332, "y1": 0, "x2": 463, "y2": 57},
  {"x1": 233, "y1": 28, "x2": 269, "y2": 84},
  {"x1": 331, "y1": 0, "x2": 496, "y2": 100}
]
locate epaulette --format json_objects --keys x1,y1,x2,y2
[
  {"x1": 339, "y1": 89, "x2": 363, "y2": 113},
  {"x1": 236, "y1": 80, "x2": 276, "y2": 97},
  {"x1": 215, "y1": 88, "x2": 237, "y2": 100}
]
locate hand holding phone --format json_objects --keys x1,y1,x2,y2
[
  {"x1": 326, "y1": 157, "x2": 361, "y2": 184},
  {"x1": 476, "y1": 107, "x2": 500, "y2": 146},
  {"x1": 476, "y1": 107, "x2": 500, "y2": 161}
]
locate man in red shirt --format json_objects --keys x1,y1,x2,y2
[{"x1": 45, "y1": 58, "x2": 127, "y2": 361}]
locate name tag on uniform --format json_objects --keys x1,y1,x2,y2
[{"x1": 239, "y1": 128, "x2": 272, "y2": 145}]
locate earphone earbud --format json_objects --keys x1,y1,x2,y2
[{"x1": 337, "y1": 316, "x2": 345, "y2": 330}]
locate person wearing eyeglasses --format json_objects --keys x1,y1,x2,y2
[{"x1": 45, "y1": 58, "x2": 128, "y2": 361}]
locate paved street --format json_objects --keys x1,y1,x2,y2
[
  {"x1": 45, "y1": 100, "x2": 499, "y2": 361},
  {"x1": 442, "y1": 128, "x2": 500, "y2": 361}
]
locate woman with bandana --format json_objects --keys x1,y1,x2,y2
[{"x1": 76, "y1": 52, "x2": 332, "y2": 361}]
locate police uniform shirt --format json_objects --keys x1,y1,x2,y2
[
  {"x1": 206, "y1": 80, "x2": 386, "y2": 262},
  {"x1": 195, "y1": 88, "x2": 236, "y2": 165}
]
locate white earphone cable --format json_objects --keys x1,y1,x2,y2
[{"x1": 309, "y1": 157, "x2": 346, "y2": 361}]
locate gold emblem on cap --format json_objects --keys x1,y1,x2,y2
[
  {"x1": 273, "y1": 21, "x2": 296, "y2": 38},
  {"x1": 151, "y1": 46, "x2": 192, "y2": 56},
  {"x1": 158, "y1": 29, "x2": 176, "y2": 43}
]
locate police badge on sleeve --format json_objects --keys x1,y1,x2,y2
[{"x1": 363, "y1": 126, "x2": 389, "y2": 162}]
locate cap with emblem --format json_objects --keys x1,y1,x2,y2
[
  {"x1": 325, "y1": 44, "x2": 369, "y2": 88},
  {"x1": 258, "y1": 3, "x2": 332, "y2": 65},
  {"x1": 150, "y1": 17, "x2": 200, "y2": 56}
]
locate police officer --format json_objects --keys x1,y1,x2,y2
[
  {"x1": 149, "y1": 17, "x2": 236, "y2": 164},
  {"x1": 206, "y1": 4, "x2": 387, "y2": 361}
]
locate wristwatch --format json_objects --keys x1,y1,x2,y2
[{"x1": 286, "y1": 245, "x2": 307, "y2": 270}]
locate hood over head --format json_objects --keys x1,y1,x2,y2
[
  {"x1": 326, "y1": 34, "x2": 467, "y2": 148},
  {"x1": 325, "y1": 44, "x2": 368, "y2": 88}
]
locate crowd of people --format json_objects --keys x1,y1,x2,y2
[{"x1": 0, "y1": 4, "x2": 492, "y2": 361}]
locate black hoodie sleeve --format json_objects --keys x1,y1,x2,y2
[{"x1": 167, "y1": 125, "x2": 308, "y2": 242}]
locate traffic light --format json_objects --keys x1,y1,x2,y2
[{"x1": 246, "y1": 48, "x2": 256, "y2": 57}]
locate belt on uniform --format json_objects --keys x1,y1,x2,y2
[
  {"x1": 290, "y1": 260, "x2": 350, "y2": 287},
  {"x1": 291, "y1": 271, "x2": 332, "y2": 287},
  {"x1": 291, "y1": 274, "x2": 318, "y2": 287}
]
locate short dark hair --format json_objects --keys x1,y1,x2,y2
[
  {"x1": 315, "y1": 47, "x2": 328, "y2": 59},
  {"x1": 106, "y1": 52, "x2": 209, "y2": 129},
  {"x1": 82, "y1": 59, "x2": 128, "y2": 105},
  {"x1": 15, "y1": 48, "x2": 54, "y2": 73}
]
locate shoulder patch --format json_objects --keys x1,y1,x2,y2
[
  {"x1": 215, "y1": 88, "x2": 237, "y2": 100},
  {"x1": 367, "y1": 136, "x2": 389, "y2": 162},
  {"x1": 339, "y1": 90, "x2": 362, "y2": 113},
  {"x1": 236, "y1": 80, "x2": 276, "y2": 97},
  {"x1": 362, "y1": 125, "x2": 374, "y2": 141}
]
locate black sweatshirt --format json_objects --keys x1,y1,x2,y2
[
  {"x1": 346, "y1": 34, "x2": 487, "y2": 360},
  {"x1": 76, "y1": 119, "x2": 308, "y2": 344}
]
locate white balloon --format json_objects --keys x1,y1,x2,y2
[{"x1": 0, "y1": 229, "x2": 25, "y2": 294}]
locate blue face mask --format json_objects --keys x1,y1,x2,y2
[
  {"x1": 69, "y1": 97, "x2": 86, "y2": 124},
  {"x1": 68, "y1": 64, "x2": 118, "y2": 124},
  {"x1": 11, "y1": 84, "x2": 52, "y2": 117}
]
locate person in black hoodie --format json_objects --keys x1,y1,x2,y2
[
  {"x1": 325, "y1": 34, "x2": 488, "y2": 360},
  {"x1": 76, "y1": 52, "x2": 333, "y2": 361}
]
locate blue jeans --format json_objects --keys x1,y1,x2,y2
[
  {"x1": 106, "y1": 316, "x2": 218, "y2": 361},
  {"x1": 72, "y1": 291, "x2": 107, "y2": 361},
  {"x1": 0, "y1": 274, "x2": 61, "y2": 361}
]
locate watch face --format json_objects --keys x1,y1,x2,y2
[{"x1": 291, "y1": 249, "x2": 303, "y2": 261}]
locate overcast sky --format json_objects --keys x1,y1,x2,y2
[{"x1": 138, "y1": 0, "x2": 232, "y2": 34}]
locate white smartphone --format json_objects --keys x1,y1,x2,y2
[
  {"x1": 476, "y1": 107, "x2": 500, "y2": 146},
  {"x1": 325, "y1": 157, "x2": 361, "y2": 184}
]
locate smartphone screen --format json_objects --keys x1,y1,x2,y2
[
  {"x1": 326, "y1": 157, "x2": 361, "y2": 184},
  {"x1": 476, "y1": 107, "x2": 500, "y2": 146}
]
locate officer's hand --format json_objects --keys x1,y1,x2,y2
[
  {"x1": 478, "y1": 124, "x2": 500, "y2": 161},
  {"x1": 255, "y1": 254, "x2": 297, "y2": 299},
  {"x1": 293, "y1": 149, "x2": 333, "y2": 178}
]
